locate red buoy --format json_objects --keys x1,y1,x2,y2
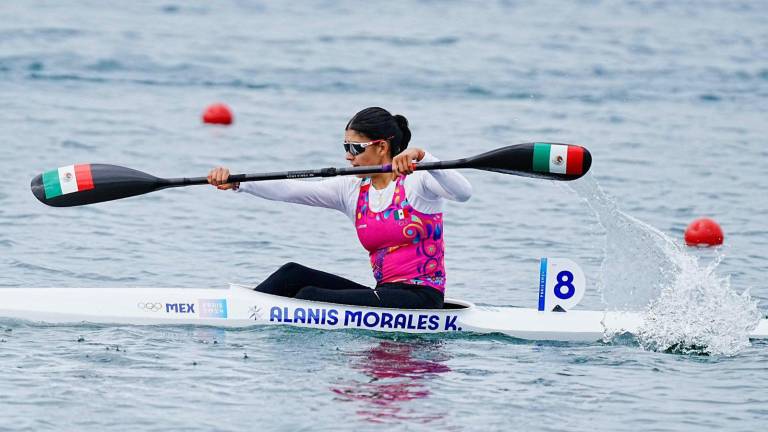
[
  {"x1": 684, "y1": 218, "x2": 724, "y2": 247},
  {"x1": 202, "y1": 103, "x2": 233, "y2": 125}
]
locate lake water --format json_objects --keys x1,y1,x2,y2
[{"x1": 1, "y1": 1, "x2": 767, "y2": 430}]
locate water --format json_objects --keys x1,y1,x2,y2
[
  {"x1": 1, "y1": 0, "x2": 767, "y2": 430},
  {"x1": 571, "y1": 176, "x2": 761, "y2": 356}
]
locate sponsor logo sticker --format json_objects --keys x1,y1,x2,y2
[{"x1": 199, "y1": 299, "x2": 228, "y2": 318}]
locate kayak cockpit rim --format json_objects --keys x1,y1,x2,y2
[{"x1": 228, "y1": 283, "x2": 474, "y2": 311}]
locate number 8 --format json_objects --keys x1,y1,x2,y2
[{"x1": 554, "y1": 270, "x2": 575, "y2": 299}]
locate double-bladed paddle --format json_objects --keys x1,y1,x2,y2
[{"x1": 31, "y1": 142, "x2": 591, "y2": 207}]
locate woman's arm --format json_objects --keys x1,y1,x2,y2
[
  {"x1": 237, "y1": 178, "x2": 356, "y2": 211},
  {"x1": 207, "y1": 166, "x2": 355, "y2": 213},
  {"x1": 393, "y1": 149, "x2": 473, "y2": 202}
]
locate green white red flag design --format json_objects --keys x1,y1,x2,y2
[
  {"x1": 42, "y1": 164, "x2": 95, "y2": 199},
  {"x1": 532, "y1": 143, "x2": 584, "y2": 175}
]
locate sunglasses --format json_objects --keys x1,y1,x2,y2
[{"x1": 343, "y1": 136, "x2": 394, "y2": 156}]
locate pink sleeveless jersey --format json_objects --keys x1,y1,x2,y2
[{"x1": 354, "y1": 176, "x2": 446, "y2": 292}]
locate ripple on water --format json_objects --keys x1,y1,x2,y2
[
  {"x1": 8, "y1": 260, "x2": 139, "y2": 283},
  {"x1": 60, "y1": 139, "x2": 97, "y2": 150}
]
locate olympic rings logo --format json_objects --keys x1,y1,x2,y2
[{"x1": 137, "y1": 302, "x2": 164, "y2": 312}]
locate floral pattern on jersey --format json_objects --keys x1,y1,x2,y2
[{"x1": 354, "y1": 176, "x2": 446, "y2": 292}]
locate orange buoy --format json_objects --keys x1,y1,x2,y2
[
  {"x1": 202, "y1": 103, "x2": 233, "y2": 125},
  {"x1": 684, "y1": 218, "x2": 724, "y2": 247}
]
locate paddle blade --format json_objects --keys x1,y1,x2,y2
[
  {"x1": 31, "y1": 164, "x2": 166, "y2": 207},
  {"x1": 465, "y1": 142, "x2": 591, "y2": 180}
]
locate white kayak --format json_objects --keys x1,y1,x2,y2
[{"x1": 1, "y1": 284, "x2": 766, "y2": 342}]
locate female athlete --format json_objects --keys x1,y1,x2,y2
[{"x1": 208, "y1": 107, "x2": 471, "y2": 309}]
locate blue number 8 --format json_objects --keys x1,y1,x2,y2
[{"x1": 554, "y1": 270, "x2": 575, "y2": 299}]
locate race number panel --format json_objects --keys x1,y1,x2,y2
[{"x1": 538, "y1": 258, "x2": 586, "y2": 312}]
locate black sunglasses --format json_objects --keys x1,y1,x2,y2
[{"x1": 343, "y1": 136, "x2": 394, "y2": 156}]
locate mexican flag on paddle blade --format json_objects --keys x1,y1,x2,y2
[
  {"x1": 532, "y1": 143, "x2": 585, "y2": 175},
  {"x1": 42, "y1": 164, "x2": 95, "y2": 199}
]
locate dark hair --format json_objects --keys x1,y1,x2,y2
[{"x1": 345, "y1": 107, "x2": 411, "y2": 157}]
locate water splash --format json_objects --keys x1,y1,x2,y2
[
  {"x1": 568, "y1": 175, "x2": 761, "y2": 355},
  {"x1": 569, "y1": 176, "x2": 681, "y2": 310},
  {"x1": 638, "y1": 253, "x2": 761, "y2": 355}
]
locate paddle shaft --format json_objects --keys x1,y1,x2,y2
[{"x1": 163, "y1": 160, "x2": 468, "y2": 188}]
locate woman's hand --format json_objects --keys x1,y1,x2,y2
[
  {"x1": 207, "y1": 166, "x2": 239, "y2": 190},
  {"x1": 392, "y1": 148, "x2": 426, "y2": 176}
]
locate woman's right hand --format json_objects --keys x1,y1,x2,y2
[{"x1": 207, "y1": 166, "x2": 239, "y2": 190}]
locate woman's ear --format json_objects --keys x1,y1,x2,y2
[{"x1": 378, "y1": 141, "x2": 391, "y2": 157}]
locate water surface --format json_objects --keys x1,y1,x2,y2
[{"x1": 1, "y1": 1, "x2": 767, "y2": 430}]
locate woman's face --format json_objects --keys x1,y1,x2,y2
[{"x1": 344, "y1": 129, "x2": 391, "y2": 171}]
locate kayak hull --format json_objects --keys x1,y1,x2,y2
[{"x1": 1, "y1": 284, "x2": 765, "y2": 342}]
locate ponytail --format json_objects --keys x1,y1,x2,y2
[{"x1": 392, "y1": 114, "x2": 411, "y2": 154}]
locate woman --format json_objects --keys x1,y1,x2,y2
[{"x1": 208, "y1": 107, "x2": 471, "y2": 309}]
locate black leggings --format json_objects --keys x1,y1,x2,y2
[{"x1": 254, "y1": 262, "x2": 444, "y2": 309}]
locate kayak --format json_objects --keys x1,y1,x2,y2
[{"x1": 1, "y1": 284, "x2": 766, "y2": 342}]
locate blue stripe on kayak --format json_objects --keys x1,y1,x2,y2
[{"x1": 538, "y1": 258, "x2": 548, "y2": 311}]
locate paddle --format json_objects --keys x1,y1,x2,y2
[{"x1": 31, "y1": 142, "x2": 591, "y2": 207}]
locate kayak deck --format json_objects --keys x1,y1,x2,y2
[{"x1": 0, "y1": 284, "x2": 766, "y2": 342}]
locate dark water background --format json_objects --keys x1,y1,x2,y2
[{"x1": 1, "y1": 1, "x2": 767, "y2": 430}]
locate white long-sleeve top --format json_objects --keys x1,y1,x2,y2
[{"x1": 235, "y1": 151, "x2": 472, "y2": 219}]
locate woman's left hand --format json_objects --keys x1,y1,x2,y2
[{"x1": 392, "y1": 148, "x2": 426, "y2": 176}]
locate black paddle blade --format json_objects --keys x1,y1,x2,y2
[
  {"x1": 31, "y1": 164, "x2": 166, "y2": 207},
  {"x1": 465, "y1": 142, "x2": 591, "y2": 180}
]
